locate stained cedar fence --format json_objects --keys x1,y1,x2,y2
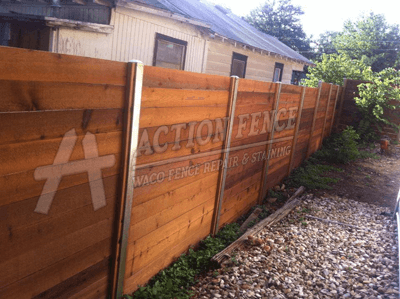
[
  {"x1": 0, "y1": 46, "x2": 342, "y2": 299},
  {"x1": 335, "y1": 79, "x2": 400, "y2": 141}
]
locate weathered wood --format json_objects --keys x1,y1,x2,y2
[
  {"x1": 212, "y1": 186, "x2": 305, "y2": 264},
  {"x1": 45, "y1": 17, "x2": 114, "y2": 34},
  {"x1": 239, "y1": 207, "x2": 262, "y2": 233}
]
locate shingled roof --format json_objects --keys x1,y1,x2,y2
[{"x1": 131, "y1": 0, "x2": 313, "y2": 65}]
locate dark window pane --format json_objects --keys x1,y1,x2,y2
[{"x1": 231, "y1": 58, "x2": 246, "y2": 78}]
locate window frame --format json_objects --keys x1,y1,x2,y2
[
  {"x1": 273, "y1": 62, "x2": 284, "y2": 82},
  {"x1": 153, "y1": 33, "x2": 187, "y2": 70},
  {"x1": 230, "y1": 52, "x2": 248, "y2": 78}
]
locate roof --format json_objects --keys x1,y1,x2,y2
[{"x1": 134, "y1": 0, "x2": 313, "y2": 65}]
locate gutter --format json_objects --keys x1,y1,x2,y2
[{"x1": 116, "y1": 0, "x2": 210, "y2": 29}]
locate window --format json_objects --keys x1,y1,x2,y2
[
  {"x1": 153, "y1": 33, "x2": 187, "y2": 70},
  {"x1": 291, "y1": 70, "x2": 306, "y2": 85},
  {"x1": 273, "y1": 63, "x2": 284, "y2": 82},
  {"x1": 230, "y1": 52, "x2": 247, "y2": 78}
]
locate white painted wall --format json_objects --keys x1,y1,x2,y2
[{"x1": 51, "y1": 7, "x2": 207, "y2": 73}]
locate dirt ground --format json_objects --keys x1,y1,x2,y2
[{"x1": 316, "y1": 143, "x2": 400, "y2": 210}]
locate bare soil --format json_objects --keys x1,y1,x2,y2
[{"x1": 316, "y1": 144, "x2": 400, "y2": 210}]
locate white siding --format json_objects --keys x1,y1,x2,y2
[
  {"x1": 109, "y1": 7, "x2": 206, "y2": 73},
  {"x1": 53, "y1": 7, "x2": 206, "y2": 73}
]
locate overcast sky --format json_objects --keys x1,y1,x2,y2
[{"x1": 211, "y1": 0, "x2": 400, "y2": 38}]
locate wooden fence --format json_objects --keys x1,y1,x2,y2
[
  {"x1": 0, "y1": 46, "x2": 342, "y2": 298},
  {"x1": 335, "y1": 79, "x2": 400, "y2": 141}
]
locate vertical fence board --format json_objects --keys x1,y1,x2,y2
[
  {"x1": 288, "y1": 86, "x2": 306, "y2": 175},
  {"x1": 306, "y1": 81, "x2": 322, "y2": 158},
  {"x1": 258, "y1": 83, "x2": 282, "y2": 204}
]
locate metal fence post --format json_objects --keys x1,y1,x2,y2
[
  {"x1": 258, "y1": 82, "x2": 282, "y2": 204},
  {"x1": 211, "y1": 75, "x2": 239, "y2": 235},
  {"x1": 320, "y1": 83, "x2": 333, "y2": 148},
  {"x1": 306, "y1": 81, "x2": 322, "y2": 158},
  {"x1": 112, "y1": 60, "x2": 144, "y2": 299},
  {"x1": 288, "y1": 86, "x2": 306, "y2": 176}
]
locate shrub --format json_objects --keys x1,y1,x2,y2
[
  {"x1": 314, "y1": 126, "x2": 361, "y2": 164},
  {"x1": 355, "y1": 68, "x2": 400, "y2": 138}
]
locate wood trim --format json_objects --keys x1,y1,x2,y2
[
  {"x1": 45, "y1": 17, "x2": 114, "y2": 34},
  {"x1": 288, "y1": 86, "x2": 306, "y2": 176}
]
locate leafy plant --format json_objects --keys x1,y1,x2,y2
[
  {"x1": 132, "y1": 223, "x2": 240, "y2": 299},
  {"x1": 287, "y1": 157, "x2": 341, "y2": 190},
  {"x1": 302, "y1": 53, "x2": 373, "y2": 87},
  {"x1": 355, "y1": 68, "x2": 400, "y2": 138},
  {"x1": 314, "y1": 126, "x2": 361, "y2": 164}
]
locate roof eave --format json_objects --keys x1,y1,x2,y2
[
  {"x1": 212, "y1": 33, "x2": 314, "y2": 67},
  {"x1": 116, "y1": 0, "x2": 210, "y2": 29}
]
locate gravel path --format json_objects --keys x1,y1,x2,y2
[{"x1": 192, "y1": 194, "x2": 399, "y2": 299}]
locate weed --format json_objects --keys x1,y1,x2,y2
[
  {"x1": 301, "y1": 221, "x2": 308, "y2": 227},
  {"x1": 365, "y1": 175, "x2": 371, "y2": 179},
  {"x1": 287, "y1": 158, "x2": 341, "y2": 190},
  {"x1": 132, "y1": 223, "x2": 240, "y2": 299},
  {"x1": 314, "y1": 127, "x2": 361, "y2": 164},
  {"x1": 213, "y1": 271, "x2": 219, "y2": 277}
]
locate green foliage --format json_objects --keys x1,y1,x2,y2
[
  {"x1": 287, "y1": 159, "x2": 341, "y2": 190},
  {"x1": 355, "y1": 68, "x2": 400, "y2": 135},
  {"x1": 245, "y1": 0, "x2": 312, "y2": 57},
  {"x1": 302, "y1": 54, "x2": 372, "y2": 87},
  {"x1": 132, "y1": 223, "x2": 240, "y2": 299},
  {"x1": 333, "y1": 13, "x2": 400, "y2": 72},
  {"x1": 314, "y1": 127, "x2": 361, "y2": 164}
]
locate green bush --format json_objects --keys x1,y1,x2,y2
[
  {"x1": 355, "y1": 68, "x2": 400, "y2": 137},
  {"x1": 314, "y1": 126, "x2": 361, "y2": 164}
]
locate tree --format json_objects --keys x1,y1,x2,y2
[
  {"x1": 302, "y1": 54, "x2": 373, "y2": 87},
  {"x1": 333, "y1": 13, "x2": 400, "y2": 72},
  {"x1": 313, "y1": 31, "x2": 339, "y2": 60},
  {"x1": 245, "y1": 0, "x2": 312, "y2": 57},
  {"x1": 355, "y1": 68, "x2": 400, "y2": 136}
]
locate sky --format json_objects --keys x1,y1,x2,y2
[{"x1": 211, "y1": 0, "x2": 400, "y2": 39}]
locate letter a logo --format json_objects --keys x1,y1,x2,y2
[{"x1": 34, "y1": 129, "x2": 116, "y2": 214}]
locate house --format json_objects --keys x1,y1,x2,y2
[{"x1": 0, "y1": 0, "x2": 313, "y2": 84}]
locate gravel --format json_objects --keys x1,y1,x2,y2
[{"x1": 192, "y1": 194, "x2": 399, "y2": 299}]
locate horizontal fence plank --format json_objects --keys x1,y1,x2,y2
[
  {"x1": 0, "y1": 81, "x2": 125, "y2": 112},
  {"x1": 0, "y1": 46, "x2": 126, "y2": 86}
]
